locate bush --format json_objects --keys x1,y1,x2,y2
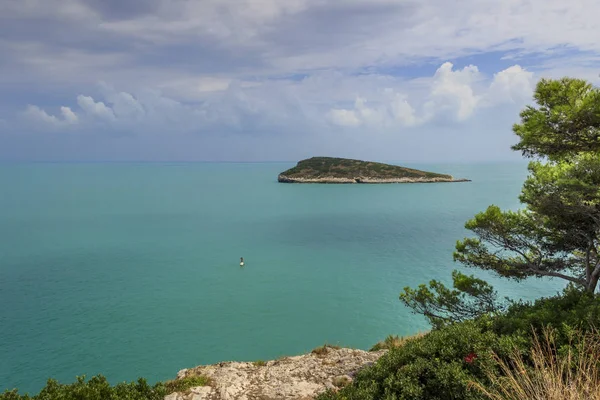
[
  {"x1": 319, "y1": 289, "x2": 600, "y2": 400},
  {"x1": 491, "y1": 285, "x2": 600, "y2": 338},
  {"x1": 1, "y1": 374, "x2": 210, "y2": 400},
  {"x1": 319, "y1": 321, "x2": 506, "y2": 400}
]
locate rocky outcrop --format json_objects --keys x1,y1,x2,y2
[
  {"x1": 278, "y1": 174, "x2": 471, "y2": 184},
  {"x1": 164, "y1": 347, "x2": 386, "y2": 400}
]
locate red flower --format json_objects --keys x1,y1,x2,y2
[{"x1": 464, "y1": 352, "x2": 477, "y2": 364}]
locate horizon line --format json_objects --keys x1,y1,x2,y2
[{"x1": 0, "y1": 159, "x2": 528, "y2": 165}]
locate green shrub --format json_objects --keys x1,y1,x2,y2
[
  {"x1": 320, "y1": 289, "x2": 600, "y2": 400},
  {"x1": 253, "y1": 360, "x2": 267, "y2": 367},
  {"x1": 491, "y1": 285, "x2": 600, "y2": 338},
  {"x1": 319, "y1": 321, "x2": 507, "y2": 400},
  {"x1": 1, "y1": 374, "x2": 210, "y2": 400}
]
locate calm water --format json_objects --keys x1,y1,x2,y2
[{"x1": 0, "y1": 162, "x2": 564, "y2": 393}]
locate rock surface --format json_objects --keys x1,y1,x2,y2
[{"x1": 164, "y1": 347, "x2": 387, "y2": 400}]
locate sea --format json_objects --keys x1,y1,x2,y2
[{"x1": 0, "y1": 162, "x2": 565, "y2": 394}]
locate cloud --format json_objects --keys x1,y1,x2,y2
[
  {"x1": 487, "y1": 65, "x2": 535, "y2": 105},
  {"x1": 389, "y1": 93, "x2": 419, "y2": 127},
  {"x1": 14, "y1": 62, "x2": 536, "y2": 140},
  {"x1": 326, "y1": 63, "x2": 530, "y2": 130},
  {"x1": 327, "y1": 108, "x2": 362, "y2": 127},
  {"x1": 77, "y1": 95, "x2": 115, "y2": 120},
  {"x1": 1, "y1": 0, "x2": 599, "y2": 161},
  {"x1": 424, "y1": 62, "x2": 482, "y2": 122},
  {"x1": 328, "y1": 92, "x2": 420, "y2": 129},
  {"x1": 2, "y1": 0, "x2": 600, "y2": 91},
  {"x1": 61, "y1": 106, "x2": 79, "y2": 124},
  {"x1": 22, "y1": 105, "x2": 79, "y2": 128}
]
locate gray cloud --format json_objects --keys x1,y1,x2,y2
[
  {"x1": 3, "y1": 0, "x2": 600, "y2": 88},
  {"x1": 80, "y1": 0, "x2": 163, "y2": 20}
]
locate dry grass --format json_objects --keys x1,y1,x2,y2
[
  {"x1": 471, "y1": 327, "x2": 600, "y2": 400},
  {"x1": 370, "y1": 332, "x2": 428, "y2": 351},
  {"x1": 332, "y1": 375, "x2": 351, "y2": 388},
  {"x1": 311, "y1": 344, "x2": 342, "y2": 356}
]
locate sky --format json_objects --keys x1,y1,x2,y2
[{"x1": 1, "y1": 0, "x2": 599, "y2": 162}]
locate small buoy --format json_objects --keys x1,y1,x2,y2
[{"x1": 240, "y1": 257, "x2": 245, "y2": 267}]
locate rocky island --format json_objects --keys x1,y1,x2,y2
[{"x1": 278, "y1": 157, "x2": 470, "y2": 184}]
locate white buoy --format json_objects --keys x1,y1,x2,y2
[{"x1": 240, "y1": 257, "x2": 245, "y2": 266}]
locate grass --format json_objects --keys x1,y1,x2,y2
[
  {"x1": 311, "y1": 344, "x2": 342, "y2": 356},
  {"x1": 471, "y1": 327, "x2": 600, "y2": 400},
  {"x1": 163, "y1": 375, "x2": 211, "y2": 394},
  {"x1": 253, "y1": 360, "x2": 267, "y2": 367},
  {"x1": 369, "y1": 332, "x2": 428, "y2": 351},
  {"x1": 332, "y1": 376, "x2": 351, "y2": 388}
]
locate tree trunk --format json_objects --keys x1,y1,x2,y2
[{"x1": 586, "y1": 273, "x2": 600, "y2": 293}]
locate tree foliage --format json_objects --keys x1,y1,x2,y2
[
  {"x1": 402, "y1": 77, "x2": 600, "y2": 326},
  {"x1": 455, "y1": 78, "x2": 600, "y2": 294},
  {"x1": 400, "y1": 270, "x2": 504, "y2": 328},
  {"x1": 512, "y1": 78, "x2": 600, "y2": 160}
]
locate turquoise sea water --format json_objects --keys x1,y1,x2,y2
[{"x1": 0, "y1": 162, "x2": 565, "y2": 393}]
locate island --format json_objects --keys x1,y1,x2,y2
[{"x1": 277, "y1": 157, "x2": 470, "y2": 184}]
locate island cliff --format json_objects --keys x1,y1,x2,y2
[{"x1": 278, "y1": 157, "x2": 470, "y2": 184}]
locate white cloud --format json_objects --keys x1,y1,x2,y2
[
  {"x1": 389, "y1": 93, "x2": 419, "y2": 127},
  {"x1": 22, "y1": 104, "x2": 78, "y2": 127},
  {"x1": 60, "y1": 106, "x2": 78, "y2": 124},
  {"x1": 424, "y1": 62, "x2": 482, "y2": 122},
  {"x1": 354, "y1": 97, "x2": 387, "y2": 127},
  {"x1": 327, "y1": 63, "x2": 536, "y2": 130},
  {"x1": 1, "y1": 63, "x2": 543, "y2": 138},
  {"x1": 487, "y1": 65, "x2": 535, "y2": 105},
  {"x1": 99, "y1": 86, "x2": 145, "y2": 120},
  {"x1": 328, "y1": 108, "x2": 362, "y2": 127},
  {"x1": 77, "y1": 95, "x2": 116, "y2": 120},
  {"x1": 23, "y1": 105, "x2": 60, "y2": 125}
]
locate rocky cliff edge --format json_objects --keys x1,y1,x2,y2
[{"x1": 164, "y1": 346, "x2": 386, "y2": 400}]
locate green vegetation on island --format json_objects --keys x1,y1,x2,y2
[
  {"x1": 3, "y1": 77, "x2": 600, "y2": 400},
  {"x1": 277, "y1": 157, "x2": 469, "y2": 183}
]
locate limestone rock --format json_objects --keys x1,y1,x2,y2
[{"x1": 164, "y1": 347, "x2": 386, "y2": 400}]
